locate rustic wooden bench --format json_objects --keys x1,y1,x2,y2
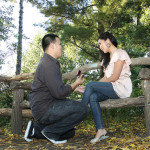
[{"x1": 0, "y1": 57, "x2": 150, "y2": 136}]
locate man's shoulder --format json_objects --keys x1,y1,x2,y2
[{"x1": 37, "y1": 59, "x2": 53, "y2": 71}]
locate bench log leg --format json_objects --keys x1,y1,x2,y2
[
  {"x1": 140, "y1": 68, "x2": 150, "y2": 136},
  {"x1": 144, "y1": 106, "x2": 150, "y2": 136},
  {"x1": 142, "y1": 80, "x2": 150, "y2": 136},
  {"x1": 11, "y1": 89, "x2": 24, "y2": 134}
]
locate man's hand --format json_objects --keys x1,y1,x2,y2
[
  {"x1": 71, "y1": 74, "x2": 84, "y2": 91},
  {"x1": 76, "y1": 74, "x2": 84, "y2": 85}
]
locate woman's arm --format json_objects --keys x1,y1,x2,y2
[
  {"x1": 100, "y1": 60, "x2": 125, "y2": 82},
  {"x1": 99, "y1": 76, "x2": 106, "y2": 82}
]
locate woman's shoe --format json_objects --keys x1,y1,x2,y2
[
  {"x1": 90, "y1": 138, "x2": 99, "y2": 144},
  {"x1": 99, "y1": 135, "x2": 109, "y2": 141},
  {"x1": 90, "y1": 135, "x2": 109, "y2": 143}
]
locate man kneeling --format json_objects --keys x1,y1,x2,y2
[{"x1": 24, "y1": 34, "x2": 89, "y2": 144}]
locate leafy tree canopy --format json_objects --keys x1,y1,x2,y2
[
  {"x1": 23, "y1": 0, "x2": 150, "y2": 99},
  {"x1": 28, "y1": 0, "x2": 150, "y2": 61},
  {"x1": 0, "y1": 0, "x2": 15, "y2": 41},
  {"x1": 22, "y1": 33, "x2": 44, "y2": 73},
  {"x1": 0, "y1": 0, "x2": 15, "y2": 69}
]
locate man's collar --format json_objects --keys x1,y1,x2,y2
[{"x1": 44, "y1": 53, "x2": 60, "y2": 66}]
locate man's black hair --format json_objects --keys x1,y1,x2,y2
[{"x1": 42, "y1": 34, "x2": 59, "y2": 52}]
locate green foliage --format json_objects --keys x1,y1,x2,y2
[
  {"x1": 60, "y1": 24, "x2": 100, "y2": 61},
  {"x1": 0, "y1": 1, "x2": 14, "y2": 41},
  {"x1": 22, "y1": 0, "x2": 149, "y2": 107},
  {"x1": 0, "y1": 0, "x2": 15, "y2": 70},
  {"x1": 0, "y1": 83, "x2": 12, "y2": 108},
  {"x1": 130, "y1": 66, "x2": 143, "y2": 97},
  {"x1": 22, "y1": 33, "x2": 44, "y2": 73},
  {"x1": 0, "y1": 83, "x2": 12, "y2": 126},
  {"x1": 61, "y1": 24, "x2": 94, "y2": 42},
  {"x1": 103, "y1": 107, "x2": 144, "y2": 123},
  {"x1": 0, "y1": 50, "x2": 7, "y2": 69},
  {"x1": 28, "y1": 0, "x2": 150, "y2": 60},
  {"x1": 140, "y1": 7, "x2": 150, "y2": 26}
]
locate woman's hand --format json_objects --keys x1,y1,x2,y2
[{"x1": 74, "y1": 85, "x2": 85, "y2": 93}]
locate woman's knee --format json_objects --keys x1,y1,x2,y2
[
  {"x1": 86, "y1": 81, "x2": 94, "y2": 87},
  {"x1": 85, "y1": 82, "x2": 95, "y2": 91},
  {"x1": 90, "y1": 93, "x2": 99, "y2": 103}
]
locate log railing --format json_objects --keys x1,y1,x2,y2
[{"x1": 0, "y1": 57, "x2": 150, "y2": 135}]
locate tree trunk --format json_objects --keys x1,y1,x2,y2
[{"x1": 16, "y1": 0, "x2": 23, "y2": 75}]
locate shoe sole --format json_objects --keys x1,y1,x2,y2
[
  {"x1": 41, "y1": 131, "x2": 67, "y2": 144},
  {"x1": 24, "y1": 120, "x2": 33, "y2": 142},
  {"x1": 99, "y1": 135, "x2": 109, "y2": 141},
  {"x1": 90, "y1": 135, "x2": 109, "y2": 143}
]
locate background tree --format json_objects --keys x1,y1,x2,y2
[
  {"x1": 0, "y1": 0, "x2": 16, "y2": 126},
  {"x1": 28, "y1": 0, "x2": 149, "y2": 59},
  {"x1": 26, "y1": 0, "x2": 150, "y2": 98},
  {"x1": 16, "y1": 0, "x2": 24, "y2": 75}
]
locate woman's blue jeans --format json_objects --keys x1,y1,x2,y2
[{"x1": 82, "y1": 81, "x2": 119, "y2": 130}]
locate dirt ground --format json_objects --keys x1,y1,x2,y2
[
  {"x1": 0, "y1": 114, "x2": 150, "y2": 150},
  {"x1": 0, "y1": 126, "x2": 150, "y2": 150}
]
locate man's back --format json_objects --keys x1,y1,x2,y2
[{"x1": 29, "y1": 53, "x2": 55, "y2": 120}]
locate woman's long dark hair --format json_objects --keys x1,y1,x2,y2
[{"x1": 98, "y1": 32, "x2": 118, "y2": 69}]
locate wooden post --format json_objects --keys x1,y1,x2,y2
[
  {"x1": 11, "y1": 83, "x2": 24, "y2": 134},
  {"x1": 139, "y1": 68, "x2": 150, "y2": 136}
]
